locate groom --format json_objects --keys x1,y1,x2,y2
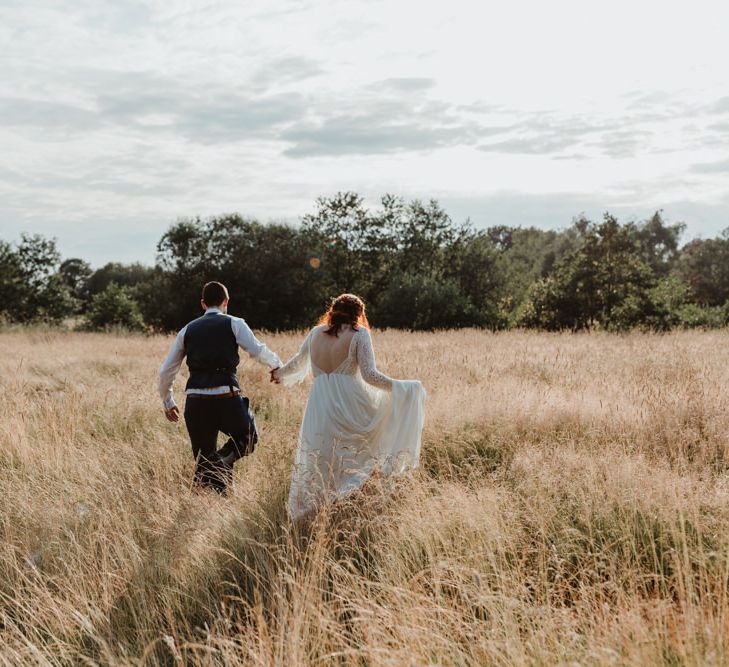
[{"x1": 158, "y1": 281, "x2": 281, "y2": 494}]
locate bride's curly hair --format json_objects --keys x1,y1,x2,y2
[{"x1": 318, "y1": 293, "x2": 369, "y2": 336}]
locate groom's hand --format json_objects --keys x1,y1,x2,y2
[{"x1": 164, "y1": 406, "x2": 180, "y2": 422}]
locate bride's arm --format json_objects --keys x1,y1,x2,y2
[
  {"x1": 272, "y1": 327, "x2": 318, "y2": 386},
  {"x1": 356, "y1": 328, "x2": 394, "y2": 390}
]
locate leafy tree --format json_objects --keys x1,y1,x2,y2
[
  {"x1": 640, "y1": 274, "x2": 723, "y2": 331},
  {"x1": 153, "y1": 215, "x2": 327, "y2": 330},
  {"x1": 2, "y1": 196, "x2": 721, "y2": 333},
  {"x1": 152, "y1": 218, "x2": 216, "y2": 328},
  {"x1": 518, "y1": 214, "x2": 655, "y2": 330},
  {"x1": 0, "y1": 240, "x2": 23, "y2": 314},
  {"x1": 59, "y1": 258, "x2": 93, "y2": 309},
  {"x1": 393, "y1": 198, "x2": 471, "y2": 279},
  {"x1": 635, "y1": 211, "x2": 685, "y2": 276},
  {"x1": 11, "y1": 234, "x2": 74, "y2": 322},
  {"x1": 444, "y1": 231, "x2": 507, "y2": 328},
  {"x1": 83, "y1": 282, "x2": 144, "y2": 331},
  {"x1": 86, "y1": 262, "x2": 155, "y2": 297},
  {"x1": 644, "y1": 276, "x2": 691, "y2": 330},
  {"x1": 515, "y1": 276, "x2": 563, "y2": 330},
  {"x1": 203, "y1": 217, "x2": 329, "y2": 330},
  {"x1": 487, "y1": 225, "x2": 579, "y2": 321},
  {"x1": 302, "y1": 193, "x2": 476, "y2": 311},
  {"x1": 675, "y1": 231, "x2": 729, "y2": 306},
  {"x1": 301, "y1": 192, "x2": 397, "y2": 301},
  {"x1": 373, "y1": 272, "x2": 479, "y2": 330}
]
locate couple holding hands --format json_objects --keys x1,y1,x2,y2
[{"x1": 159, "y1": 281, "x2": 426, "y2": 520}]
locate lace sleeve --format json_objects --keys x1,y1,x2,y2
[
  {"x1": 356, "y1": 328, "x2": 393, "y2": 391},
  {"x1": 273, "y1": 327, "x2": 317, "y2": 386}
]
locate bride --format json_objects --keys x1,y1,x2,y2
[{"x1": 272, "y1": 294, "x2": 426, "y2": 520}]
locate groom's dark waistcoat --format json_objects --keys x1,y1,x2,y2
[{"x1": 183, "y1": 312, "x2": 240, "y2": 391}]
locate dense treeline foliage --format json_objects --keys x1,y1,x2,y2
[{"x1": 2, "y1": 193, "x2": 729, "y2": 331}]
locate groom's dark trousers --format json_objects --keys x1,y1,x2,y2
[{"x1": 184, "y1": 394, "x2": 258, "y2": 494}]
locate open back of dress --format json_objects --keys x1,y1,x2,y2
[{"x1": 309, "y1": 328, "x2": 357, "y2": 374}]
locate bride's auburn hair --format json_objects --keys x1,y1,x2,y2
[{"x1": 319, "y1": 293, "x2": 369, "y2": 336}]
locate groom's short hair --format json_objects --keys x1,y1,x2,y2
[{"x1": 202, "y1": 281, "x2": 228, "y2": 306}]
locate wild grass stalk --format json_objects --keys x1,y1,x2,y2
[{"x1": 1, "y1": 328, "x2": 728, "y2": 665}]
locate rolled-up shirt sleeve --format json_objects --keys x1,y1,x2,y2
[
  {"x1": 158, "y1": 327, "x2": 186, "y2": 410},
  {"x1": 231, "y1": 317, "x2": 281, "y2": 368}
]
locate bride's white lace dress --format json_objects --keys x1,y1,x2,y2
[{"x1": 274, "y1": 325, "x2": 426, "y2": 519}]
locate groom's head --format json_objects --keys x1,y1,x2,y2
[{"x1": 201, "y1": 281, "x2": 229, "y2": 313}]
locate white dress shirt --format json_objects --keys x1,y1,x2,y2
[{"x1": 158, "y1": 307, "x2": 281, "y2": 410}]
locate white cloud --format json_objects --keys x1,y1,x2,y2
[
  {"x1": 1, "y1": 0, "x2": 728, "y2": 263},
  {"x1": 691, "y1": 159, "x2": 729, "y2": 174}
]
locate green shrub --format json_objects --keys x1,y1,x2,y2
[
  {"x1": 83, "y1": 283, "x2": 144, "y2": 331},
  {"x1": 373, "y1": 273, "x2": 480, "y2": 330},
  {"x1": 676, "y1": 303, "x2": 724, "y2": 329}
]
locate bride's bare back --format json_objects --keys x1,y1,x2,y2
[{"x1": 310, "y1": 324, "x2": 356, "y2": 373}]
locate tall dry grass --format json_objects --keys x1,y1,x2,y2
[{"x1": 1, "y1": 328, "x2": 729, "y2": 665}]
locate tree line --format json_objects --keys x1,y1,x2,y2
[{"x1": 2, "y1": 192, "x2": 729, "y2": 332}]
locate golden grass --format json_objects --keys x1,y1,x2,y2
[{"x1": 1, "y1": 328, "x2": 729, "y2": 665}]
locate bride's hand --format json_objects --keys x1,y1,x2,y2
[{"x1": 270, "y1": 368, "x2": 281, "y2": 384}]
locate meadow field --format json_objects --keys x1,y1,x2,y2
[{"x1": 2, "y1": 327, "x2": 729, "y2": 665}]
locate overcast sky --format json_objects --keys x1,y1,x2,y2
[{"x1": 2, "y1": 0, "x2": 729, "y2": 265}]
